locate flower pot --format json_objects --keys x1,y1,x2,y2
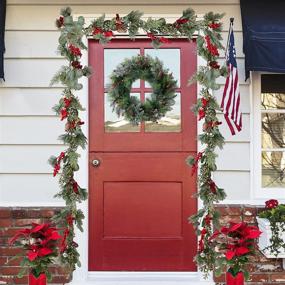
[
  {"x1": 29, "y1": 273, "x2": 47, "y2": 285},
  {"x1": 226, "y1": 271, "x2": 244, "y2": 285},
  {"x1": 257, "y1": 217, "x2": 285, "y2": 258}
]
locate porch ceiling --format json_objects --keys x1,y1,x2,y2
[{"x1": 7, "y1": 0, "x2": 239, "y2": 5}]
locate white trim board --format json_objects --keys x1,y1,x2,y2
[{"x1": 70, "y1": 272, "x2": 214, "y2": 285}]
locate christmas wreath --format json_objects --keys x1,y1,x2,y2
[{"x1": 108, "y1": 55, "x2": 177, "y2": 124}]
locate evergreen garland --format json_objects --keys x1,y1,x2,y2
[
  {"x1": 51, "y1": 6, "x2": 227, "y2": 277},
  {"x1": 108, "y1": 55, "x2": 177, "y2": 124}
]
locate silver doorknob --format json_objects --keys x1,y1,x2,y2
[{"x1": 92, "y1": 159, "x2": 100, "y2": 167}]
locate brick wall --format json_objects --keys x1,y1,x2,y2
[
  {"x1": 0, "y1": 207, "x2": 71, "y2": 284},
  {"x1": 214, "y1": 205, "x2": 285, "y2": 285}
]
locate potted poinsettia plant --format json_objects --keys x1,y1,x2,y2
[
  {"x1": 257, "y1": 199, "x2": 285, "y2": 257},
  {"x1": 211, "y1": 222, "x2": 262, "y2": 285},
  {"x1": 8, "y1": 223, "x2": 62, "y2": 285}
]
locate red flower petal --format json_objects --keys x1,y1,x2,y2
[
  {"x1": 48, "y1": 231, "x2": 62, "y2": 241},
  {"x1": 225, "y1": 250, "x2": 235, "y2": 260},
  {"x1": 27, "y1": 251, "x2": 38, "y2": 261},
  {"x1": 236, "y1": 246, "x2": 250, "y2": 256},
  {"x1": 246, "y1": 229, "x2": 262, "y2": 239},
  {"x1": 38, "y1": 247, "x2": 53, "y2": 257}
]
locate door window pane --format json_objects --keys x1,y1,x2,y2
[
  {"x1": 145, "y1": 93, "x2": 181, "y2": 132},
  {"x1": 144, "y1": 49, "x2": 180, "y2": 88},
  {"x1": 104, "y1": 49, "x2": 140, "y2": 88},
  {"x1": 104, "y1": 93, "x2": 141, "y2": 132}
]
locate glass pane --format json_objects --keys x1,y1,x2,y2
[
  {"x1": 261, "y1": 93, "x2": 285, "y2": 110},
  {"x1": 262, "y1": 113, "x2": 285, "y2": 148},
  {"x1": 144, "y1": 49, "x2": 180, "y2": 87},
  {"x1": 262, "y1": 151, "x2": 285, "y2": 188},
  {"x1": 145, "y1": 92, "x2": 181, "y2": 132},
  {"x1": 104, "y1": 49, "x2": 140, "y2": 88},
  {"x1": 104, "y1": 93, "x2": 141, "y2": 132}
]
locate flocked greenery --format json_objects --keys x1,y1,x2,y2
[
  {"x1": 51, "y1": 6, "x2": 228, "y2": 277},
  {"x1": 259, "y1": 202, "x2": 285, "y2": 256},
  {"x1": 109, "y1": 55, "x2": 177, "y2": 124}
]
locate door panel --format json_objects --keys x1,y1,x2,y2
[
  {"x1": 88, "y1": 39, "x2": 197, "y2": 271},
  {"x1": 89, "y1": 152, "x2": 197, "y2": 271}
]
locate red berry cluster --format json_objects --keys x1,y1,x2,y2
[
  {"x1": 92, "y1": 27, "x2": 114, "y2": 38},
  {"x1": 205, "y1": 35, "x2": 219, "y2": 56},
  {"x1": 147, "y1": 33, "x2": 170, "y2": 44},
  {"x1": 208, "y1": 22, "x2": 221, "y2": 29},
  {"x1": 68, "y1": 44, "x2": 82, "y2": 57}
]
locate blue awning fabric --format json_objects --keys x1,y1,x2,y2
[
  {"x1": 0, "y1": 0, "x2": 6, "y2": 80},
  {"x1": 240, "y1": 0, "x2": 285, "y2": 80}
]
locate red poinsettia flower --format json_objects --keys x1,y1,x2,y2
[
  {"x1": 27, "y1": 247, "x2": 53, "y2": 261},
  {"x1": 265, "y1": 199, "x2": 279, "y2": 209}
]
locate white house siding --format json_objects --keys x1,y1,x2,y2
[{"x1": 0, "y1": 0, "x2": 249, "y2": 206}]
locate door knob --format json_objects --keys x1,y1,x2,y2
[{"x1": 92, "y1": 159, "x2": 100, "y2": 167}]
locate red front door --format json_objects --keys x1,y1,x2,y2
[{"x1": 88, "y1": 39, "x2": 197, "y2": 271}]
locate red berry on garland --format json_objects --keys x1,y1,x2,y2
[
  {"x1": 265, "y1": 199, "x2": 279, "y2": 209},
  {"x1": 60, "y1": 109, "x2": 68, "y2": 121},
  {"x1": 159, "y1": 37, "x2": 170, "y2": 44},
  {"x1": 92, "y1": 27, "x2": 103, "y2": 35},
  {"x1": 204, "y1": 214, "x2": 212, "y2": 226},
  {"x1": 115, "y1": 14, "x2": 127, "y2": 33},
  {"x1": 73, "y1": 181, "x2": 79, "y2": 194},
  {"x1": 201, "y1": 97, "x2": 208, "y2": 108},
  {"x1": 209, "y1": 180, "x2": 217, "y2": 194},
  {"x1": 63, "y1": 97, "x2": 72, "y2": 108},
  {"x1": 104, "y1": 31, "x2": 114, "y2": 37},
  {"x1": 198, "y1": 108, "x2": 206, "y2": 121},
  {"x1": 147, "y1": 32, "x2": 156, "y2": 40},
  {"x1": 53, "y1": 163, "x2": 60, "y2": 177},
  {"x1": 58, "y1": 152, "x2": 65, "y2": 162},
  {"x1": 208, "y1": 22, "x2": 221, "y2": 29},
  {"x1": 205, "y1": 35, "x2": 219, "y2": 57},
  {"x1": 209, "y1": 61, "x2": 220, "y2": 69},
  {"x1": 71, "y1": 61, "x2": 82, "y2": 69},
  {"x1": 56, "y1": 16, "x2": 64, "y2": 28},
  {"x1": 68, "y1": 44, "x2": 82, "y2": 57}
]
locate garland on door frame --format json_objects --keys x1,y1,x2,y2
[{"x1": 50, "y1": 6, "x2": 227, "y2": 277}]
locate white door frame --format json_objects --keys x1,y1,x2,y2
[{"x1": 72, "y1": 13, "x2": 213, "y2": 285}]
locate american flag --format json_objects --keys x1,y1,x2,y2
[{"x1": 221, "y1": 26, "x2": 242, "y2": 135}]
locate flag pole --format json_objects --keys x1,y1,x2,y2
[{"x1": 224, "y1": 17, "x2": 234, "y2": 58}]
